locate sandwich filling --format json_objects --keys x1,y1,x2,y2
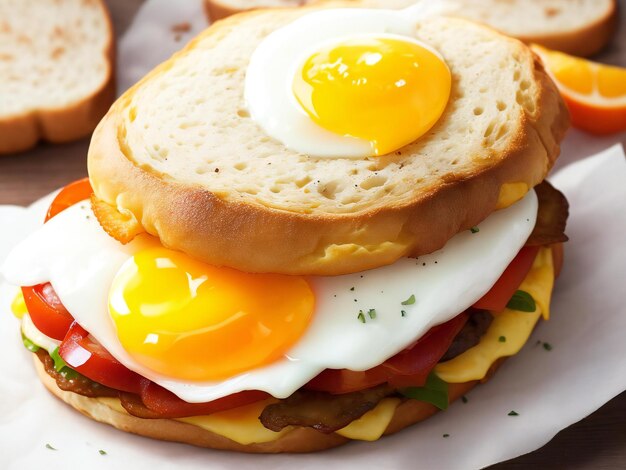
[{"x1": 4, "y1": 178, "x2": 568, "y2": 444}]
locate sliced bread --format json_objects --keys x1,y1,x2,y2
[
  {"x1": 204, "y1": 0, "x2": 617, "y2": 57},
  {"x1": 0, "y1": 0, "x2": 115, "y2": 154},
  {"x1": 88, "y1": 6, "x2": 568, "y2": 276}
]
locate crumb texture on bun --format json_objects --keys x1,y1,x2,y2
[
  {"x1": 89, "y1": 7, "x2": 568, "y2": 275},
  {"x1": 0, "y1": 0, "x2": 115, "y2": 154}
]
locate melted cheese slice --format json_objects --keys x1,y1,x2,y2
[
  {"x1": 336, "y1": 398, "x2": 401, "y2": 441},
  {"x1": 177, "y1": 399, "x2": 292, "y2": 445},
  {"x1": 435, "y1": 247, "x2": 554, "y2": 383},
  {"x1": 496, "y1": 182, "x2": 529, "y2": 209},
  {"x1": 11, "y1": 290, "x2": 27, "y2": 319}
]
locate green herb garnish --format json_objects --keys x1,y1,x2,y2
[
  {"x1": 461, "y1": 395, "x2": 468, "y2": 404},
  {"x1": 543, "y1": 342, "x2": 553, "y2": 351},
  {"x1": 99, "y1": 450, "x2": 107, "y2": 455},
  {"x1": 22, "y1": 334, "x2": 40, "y2": 353},
  {"x1": 368, "y1": 309, "x2": 377, "y2": 319},
  {"x1": 400, "y1": 372, "x2": 449, "y2": 410},
  {"x1": 50, "y1": 347, "x2": 67, "y2": 372},
  {"x1": 443, "y1": 434, "x2": 450, "y2": 438},
  {"x1": 401, "y1": 310, "x2": 407, "y2": 317},
  {"x1": 506, "y1": 290, "x2": 536, "y2": 312},
  {"x1": 357, "y1": 311, "x2": 366, "y2": 323},
  {"x1": 45, "y1": 443, "x2": 57, "y2": 451},
  {"x1": 401, "y1": 294, "x2": 416, "y2": 306},
  {"x1": 350, "y1": 287, "x2": 355, "y2": 291},
  {"x1": 46, "y1": 348, "x2": 79, "y2": 378},
  {"x1": 470, "y1": 226, "x2": 480, "y2": 234},
  {"x1": 508, "y1": 410, "x2": 519, "y2": 416},
  {"x1": 498, "y1": 336, "x2": 506, "y2": 343}
]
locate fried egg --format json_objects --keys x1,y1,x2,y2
[
  {"x1": 2, "y1": 191, "x2": 537, "y2": 402},
  {"x1": 245, "y1": 7, "x2": 452, "y2": 158}
]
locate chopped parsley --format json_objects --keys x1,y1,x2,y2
[
  {"x1": 470, "y1": 226, "x2": 480, "y2": 233},
  {"x1": 506, "y1": 290, "x2": 536, "y2": 312},
  {"x1": 367, "y1": 309, "x2": 377, "y2": 319},
  {"x1": 350, "y1": 287, "x2": 355, "y2": 291},
  {"x1": 443, "y1": 434, "x2": 450, "y2": 438},
  {"x1": 508, "y1": 410, "x2": 519, "y2": 416},
  {"x1": 401, "y1": 310, "x2": 407, "y2": 317},
  {"x1": 461, "y1": 395, "x2": 468, "y2": 404},
  {"x1": 45, "y1": 443, "x2": 57, "y2": 451},
  {"x1": 498, "y1": 336, "x2": 506, "y2": 343},
  {"x1": 357, "y1": 311, "x2": 366, "y2": 323},
  {"x1": 401, "y1": 294, "x2": 416, "y2": 306},
  {"x1": 99, "y1": 450, "x2": 107, "y2": 456},
  {"x1": 543, "y1": 342, "x2": 553, "y2": 351}
]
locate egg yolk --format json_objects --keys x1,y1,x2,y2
[
  {"x1": 108, "y1": 247, "x2": 315, "y2": 381},
  {"x1": 293, "y1": 36, "x2": 452, "y2": 156}
]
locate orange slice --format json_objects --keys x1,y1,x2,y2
[{"x1": 532, "y1": 44, "x2": 626, "y2": 135}]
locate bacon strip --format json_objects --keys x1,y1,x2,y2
[{"x1": 526, "y1": 181, "x2": 569, "y2": 246}]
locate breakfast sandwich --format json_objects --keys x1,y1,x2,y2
[{"x1": 2, "y1": 3, "x2": 570, "y2": 453}]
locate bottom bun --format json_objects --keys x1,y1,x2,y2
[{"x1": 35, "y1": 356, "x2": 484, "y2": 453}]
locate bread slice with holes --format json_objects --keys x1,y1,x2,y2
[
  {"x1": 204, "y1": 0, "x2": 617, "y2": 57},
  {"x1": 88, "y1": 4, "x2": 568, "y2": 276},
  {"x1": 0, "y1": 0, "x2": 115, "y2": 155}
]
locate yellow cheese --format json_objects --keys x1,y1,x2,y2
[
  {"x1": 11, "y1": 291, "x2": 27, "y2": 319},
  {"x1": 177, "y1": 399, "x2": 292, "y2": 445},
  {"x1": 496, "y1": 182, "x2": 529, "y2": 209},
  {"x1": 336, "y1": 398, "x2": 401, "y2": 441},
  {"x1": 435, "y1": 247, "x2": 554, "y2": 383}
]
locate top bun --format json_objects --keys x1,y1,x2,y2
[{"x1": 88, "y1": 6, "x2": 568, "y2": 276}]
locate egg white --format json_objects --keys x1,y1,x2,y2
[
  {"x1": 245, "y1": 6, "x2": 448, "y2": 159},
  {"x1": 2, "y1": 191, "x2": 537, "y2": 402}
]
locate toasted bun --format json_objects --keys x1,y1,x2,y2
[
  {"x1": 204, "y1": 0, "x2": 617, "y2": 57},
  {"x1": 88, "y1": 6, "x2": 568, "y2": 275},
  {"x1": 34, "y1": 356, "x2": 479, "y2": 453},
  {"x1": 0, "y1": 0, "x2": 115, "y2": 155}
]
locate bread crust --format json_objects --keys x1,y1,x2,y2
[
  {"x1": 514, "y1": 0, "x2": 617, "y2": 57},
  {"x1": 88, "y1": 8, "x2": 568, "y2": 276},
  {"x1": 203, "y1": 0, "x2": 240, "y2": 23},
  {"x1": 0, "y1": 0, "x2": 116, "y2": 155},
  {"x1": 34, "y1": 355, "x2": 478, "y2": 453},
  {"x1": 203, "y1": 0, "x2": 617, "y2": 57}
]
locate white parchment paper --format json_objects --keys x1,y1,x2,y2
[{"x1": 0, "y1": 0, "x2": 625, "y2": 467}]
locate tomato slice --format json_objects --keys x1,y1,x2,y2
[
  {"x1": 21, "y1": 284, "x2": 74, "y2": 341},
  {"x1": 59, "y1": 322, "x2": 143, "y2": 394},
  {"x1": 472, "y1": 246, "x2": 540, "y2": 312},
  {"x1": 306, "y1": 312, "x2": 469, "y2": 394},
  {"x1": 139, "y1": 381, "x2": 269, "y2": 418},
  {"x1": 46, "y1": 178, "x2": 93, "y2": 222}
]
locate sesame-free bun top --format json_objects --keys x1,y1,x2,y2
[{"x1": 88, "y1": 5, "x2": 568, "y2": 275}]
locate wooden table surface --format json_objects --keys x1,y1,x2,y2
[{"x1": 1, "y1": 1, "x2": 624, "y2": 468}]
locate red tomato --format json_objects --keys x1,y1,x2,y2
[
  {"x1": 139, "y1": 381, "x2": 269, "y2": 418},
  {"x1": 45, "y1": 178, "x2": 93, "y2": 222},
  {"x1": 59, "y1": 322, "x2": 144, "y2": 394},
  {"x1": 472, "y1": 246, "x2": 540, "y2": 312},
  {"x1": 306, "y1": 312, "x2": 469, "y2": 394},
  {"x1": 21, "y1": 284, "x2": 74, "y2": 341}
]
